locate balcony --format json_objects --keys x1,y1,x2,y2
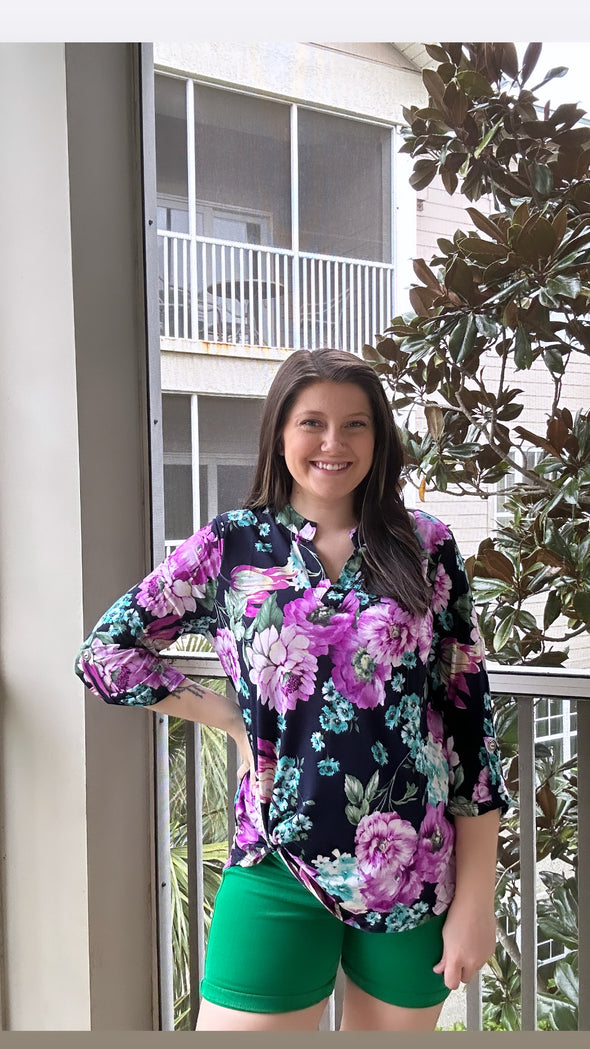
[
  {"x1": 154, "y1": 654, "x2": 590, "y2": 1032},
  {"x1": 158, "y1": 231, "x2": 396, "y2": 352}
]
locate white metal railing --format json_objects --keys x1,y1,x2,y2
[
  {"x1": 158, "y1": 231, "x2": 395, "y2": 351},
  {"x1": 164, "y1": 539, "x2": 184, "y2": 559},
  {"x1": 155, "y1": 657, "x2": 589, "y2": 1031}
]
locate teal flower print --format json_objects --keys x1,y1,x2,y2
[
  {"x1": 385, "y1": 901, "x2": 429, "y2": 932},
  {"x1": 371, "y1": 742, "x2": 388, "y2": 766},
  {"x1": 322, "y1": 678, "x2": 339, "y2": 701},
  {"x1": 318, "y1": 758, "x2": 340, "y2": 776},
  {"x1": 273, "y1": 813, "x2": 313, "y2": 844},
  {"x1": 311, "y1": 731, "x2": 325, "y2": 752}
]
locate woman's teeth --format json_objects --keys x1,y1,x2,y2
[{"x1": 311, "y1": 461, "x2": 349, "y2": 471}]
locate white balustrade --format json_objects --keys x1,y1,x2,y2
[{"x1": 158, "y1": 231, "x2": 395, "y2": 352}]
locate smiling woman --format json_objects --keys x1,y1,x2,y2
[{"x1": 75, "y1": 348, "x2": 509, "y2": 1032}]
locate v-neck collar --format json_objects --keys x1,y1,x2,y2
[{"x1": 274, "y1": 503, "x2": 360, "y2": 550}]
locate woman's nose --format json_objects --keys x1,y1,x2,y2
[{"x1": 321, "y1": 426, "x2": 344, "y2": 449}]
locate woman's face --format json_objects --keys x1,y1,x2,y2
[{"x1": 280, "y1": 381, "x2": 375, "y2": 518}]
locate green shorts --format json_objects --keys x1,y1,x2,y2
[{"x1": 200, "y1": 852, "x2": 450, "y2": 1014}]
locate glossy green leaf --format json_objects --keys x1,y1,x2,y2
[
  {"x1": 531, "y1": 65, "x2": 569, "y2": 93},
  {"x1": 554, "y1": 960, "x2": 579, "y2": 1005},
  {"x1": 448, "y1": 313, "x2": 477, "y2": 362},
  {"x1": 456, "y1": 69, "x2": 494, "y2": 97},
  {"x1": 514, "y1": 324, "x2": 533, "y2": 370},
  {"x1": 409, "y1": 158, "x2": 438, "y2": 191},
  {"x1": 494, "y1": 612, "x2": 517, "y2": 652},
  {"x1": 546, "y1": 275, "x2": 581, "y2": 299},
  {"x1": 543, "y1": 347, "x2": 565, "y2": 375},
  {"x1": 573, "y1": 591, "x2": 590, "y2": 623},
  {"x1": 544, "y1": 589, "x2": 562, "y2": 629},
  {"x1": 533, "y1": 163, "x2": 553, "y2": 196},
  {"x1": 521, "y1": 42, "x2": 542, "y2": 86}
]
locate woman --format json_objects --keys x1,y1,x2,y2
[{"x1": 76, "y1": 348, "x2": 509, "y2": 1031}]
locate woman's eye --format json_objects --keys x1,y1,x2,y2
[
  {"x1": 348, "y1": 420, "x2": 367, "y2": 428},
  {"x1": 301, "y1": 419, "x2": 321, "y2": 427}
]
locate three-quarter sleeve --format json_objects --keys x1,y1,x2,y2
[
  {"x1": 75, "y1": 519, "x2": 224, "y2": 706},
  {"x1": 427, "y1": 532, "x2": 511, "y2": 817}
]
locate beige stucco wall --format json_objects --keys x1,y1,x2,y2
[{"x1": 154, "y1": 41, "x2": 427, "y2": 124}]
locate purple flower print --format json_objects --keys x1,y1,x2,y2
[
  {"x1": 393, "y1": 866, "x2": 425, "y2": 906},
  {"x1": 473, "y1": 765, "x2": 492, "y2": 803},
  {"x1": 137, "y1": 561, "x2": 209, "y2": 620},
  {"x1": 414, "y1": 609, "x2": 434, "y2": 663},
  {"x1": 355, "y1": 811, "x2": 419, "y2": 911},
  {"x1": 256, "y1": 737, "x2": 278, "y2": 804},
  {"x1": 438, "y1": 637, "x2": 485, "y2": 709},
  {"x1": 426, "y1": 705, "x2": 444, "y2": 744},
  {"x1": 229, "y1": 563, "x2": 297, "y2": 617},
  {"x1": 234, "y1": 772, "x2": 266, "y2": 850},
  {"x1": 283, "y1": 583, "x2": 357, "y2": 656},
  {"x1": 432, "y1": 563, "x2": 453, "y2": 614},
  {"x1": 414, "y1": 803, "x2": 455, "y2": 883},
  {"x1": 413, "y1": 512, "x2": 451, "y2": 554},
  {"x1": 214, "y1": 627, "x2": 241, "y2": 687},
  {"x1": 79, "y1": 636, "x2": 184, "y2": 699},
  {"x1": 249, "y1": 624, "x2": 317, "y2": 714},
  {"x1": 358, "y1": 601, "x2": 416, "y2": 667},
  {"x1": 332, "y1": 633, "x2": 388, "y2": 709},
  {"x1": 168, "y1": 525, "x2": 223, "y2": 587},
  {"x1": 142, "y1": 614, "x2": 193, "y2": 646},
  {"x1": 356, "y1": 811, "x2": 417, "y2": 875},
  {"x1": 433, "y1": 853, "x2": 456, "y2": 915}
]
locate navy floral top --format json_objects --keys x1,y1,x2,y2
[{"x1": 76, "y1": 505, "x2": 509, "y2": 934}]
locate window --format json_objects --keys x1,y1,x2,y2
[
  {"x1": 162, "y1": 393, "x2": 264, "y2": 549},
  {"x1": 298, "y1": 107, "x2": 392, "y2": 262},
  {"x1": 193, "y1": 84, "x2": 291, "y2": 251}
]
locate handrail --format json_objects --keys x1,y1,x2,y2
[{"x1": 168, "y1": 650, "x2": 590, "y2": 695}]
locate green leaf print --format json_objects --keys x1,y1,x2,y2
[
  {"x1": 345, "y1": 800, "x2": 370, "y2": 826},
  {"x1": 225, "y1": 587, "x2": 248, "y2": 629},
  {"x1": 394, "y1": 782, "x2": 419, "y2": 805},
  {"x1": 365, "y1": 770, "x2": 380, "y2": 804},
  {"x1": 253, "y1": 592, "x2": 283, "y2": 635},
  {"x1": 453, "y1": 592, "x2": 472, "y2": 624},
  {"x1": 344, "y1": 775, "x2": 364, "y2": 806},
  {"x1": 202, "y1": 577, "x2": 218, "y2": 610}
]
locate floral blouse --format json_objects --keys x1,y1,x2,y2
[{"x1": 75, "y1": 505, "x2": 509, "y2": 934}]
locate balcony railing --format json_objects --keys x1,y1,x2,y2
[
  {"x1": 154, "y1": 658, "x2": 590, "y2": 1032},
  {"x1": 158, "y1": 231, "x2": 395, "y2": 352}
]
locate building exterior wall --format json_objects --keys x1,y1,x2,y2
[{"x1": 154, "y1": 42, "x2": 427, "y2": 125}]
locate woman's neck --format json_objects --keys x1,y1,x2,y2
[{"x1": 288, "y1": 491, "x2": 357, "y2": 535}]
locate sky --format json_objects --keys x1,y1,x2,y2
[{"x1": 518, "y1": 43, "x2": 590, "y2": 114}]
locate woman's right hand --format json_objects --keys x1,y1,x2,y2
[{"x1": 233, "y1": 720, "x2": 257, "y2": 792}]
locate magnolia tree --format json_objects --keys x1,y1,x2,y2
[
  {"x1": 364, "y1": 42, "x2": 590, "y2": 1029},
  {"x1": 365, "y1": 41, "x2": 590, "y2": 667}
]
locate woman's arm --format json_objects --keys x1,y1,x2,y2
[
  {"x1": 433, "y1": 808, "x2": 500, "y2": 989},
  {"x1": 150, "y1": 677, "x2": 255, "y2": 782}
]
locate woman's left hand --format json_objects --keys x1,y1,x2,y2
[{"x1": 432, "y1": 897, "x2": 496, "y2": 990}]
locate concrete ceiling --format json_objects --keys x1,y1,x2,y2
[{"x1": 392, "y1": 43, "x2": 437, "y2": 72}]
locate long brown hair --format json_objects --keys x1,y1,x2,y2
[{"x1": 246, "y1": 349, "x2": 430, "y2": 614}]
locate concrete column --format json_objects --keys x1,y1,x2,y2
[
  {"x1": 0, "y1": 42, "x2": 159, "y2": 1030},
  {"x1": 0, "y1": 43, "x2": 92, "y2": 1030}
]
